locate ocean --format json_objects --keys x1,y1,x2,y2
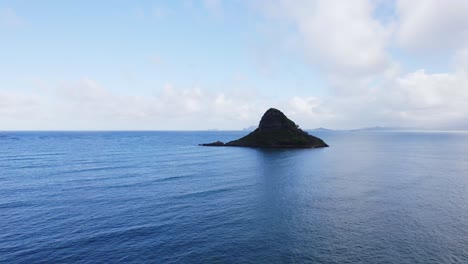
[{"x1": 1, "y1": 131, "x2": 467, "y2": 263}]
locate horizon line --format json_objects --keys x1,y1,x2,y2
[{"x1": 1, "y1": 129, "x2": 468, "y2": 133}]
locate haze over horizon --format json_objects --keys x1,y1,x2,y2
[{"x1": 2, "y1": 0, "x2": 468, "y2": 130}]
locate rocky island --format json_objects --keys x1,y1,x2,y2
[{"x1": 201, "y1": 108, "x2": 329, "y2": 148}]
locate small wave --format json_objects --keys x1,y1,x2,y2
[
  {"x1": 57, "y1": 164, "x2": 136, "y2": 175},
  {"x1": 152, "y1": 174, "x2": 198, "y2": 183},
  {"x1": 0, "y1": 200, "x2": 32, "y2": 209},
  {"x1": 103, "y1": 174, "x2": 199, "y2": 190},
  {"x1": 171, "y1": 186, "x2": 241, "y2": 201}
]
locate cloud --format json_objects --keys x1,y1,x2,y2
[
  {"x1": 249, "y1": 0, "x2": 468, "y2": 130},
  {"x1": 2, "y1": 70, "x2": 468, "y2": 130},
  {"x1": 387, "y1": 69, "x2": 468, "y2": 128},
  {"x1": 2, "y1": 1, "x2": 468, "y2": 130},
  {"x1": 287, "y1": 96, "x2": 333, "y2": 124},
  {"x1": 0, "y1": 90, "x2": 42, "y2": 118},
  {"x1": 0, "y1": 7, "x2": 24, "y2": 27},
  {"x1": 289, "y1": 67, "x2": 468, "y2": 130},
  {"x1": 257, "y1": 0, "x2": 391, "y2": 77},
  {"x1": 0, "y1": 78, "x2": 266, "y2": 130},
  {"x1": 396, "y1": 0, "x2": 468, "y2": 53}
]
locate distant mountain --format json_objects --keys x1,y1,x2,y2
[
  {"x1": 350, "y1": 126, "x2": 415, "y2": 132},
  {"x1": 306, "y1": 126, "x2": 420, "y2": 132},
  {"x1": 309, "y1": 127, "x2": 334, "y2": 132},
  {"x1": 242, "y1": 125, "x2": 257, "y2": 131}
]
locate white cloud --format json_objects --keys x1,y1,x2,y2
[
  {"x1": 249, "y1": 0, "x2": 468, "y2": 130},
  {"x1": 454, "y1": 44, "x2": 468, "y2": 72},
  {"x1": 290, "y1": 68, "x2": 468, "y2": 130},
  {"x1": 388, "y1": 69, "x2": 468, "y2": 127},
  {"x1": 258, "y1": 0, "x2": 391, "y2": 77},
  {"x1": 396, "y1": 0, "x2": 468, "y2": 53},
  {"x1": 2, "y1": 1, "x2": 468, "y2": 130},
  {"x1": 2, "y1": 70, "x2": 468, "y2": 130},
  {"x1": 0, "y1": 90, "x2": 42, "y2": 118},
  {"x1": 0, "y1": 79, "x2": 266, "y2": 130}
]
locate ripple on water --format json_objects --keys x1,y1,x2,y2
[{"x1": 1, "y1": 131, "x2": 468, "y2": 263}]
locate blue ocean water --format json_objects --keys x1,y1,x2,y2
[{"x1": 1, "y1": 131, "x2": 468, "y2": 263}]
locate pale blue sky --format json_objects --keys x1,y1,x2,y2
[
  {"x1": 1, "y1": 0, "x2": 467, "y2": 130},
  {"x1": 1, "y1": 1, "x2": 326, "y2": 95}
]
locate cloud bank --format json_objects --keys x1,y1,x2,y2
[
  {"x1": 0, "y1": 79, "x2": 267, "y2": 130},
  {"x1": 252, "y1": 0, "x2": 468, "y2": 130}
]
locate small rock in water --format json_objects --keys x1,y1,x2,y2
[{"x1": 200, "y1": 141, "x2": 225, "y2": 146}]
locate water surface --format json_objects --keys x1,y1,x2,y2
[{"x1": 1, "y1": 131, "x2": 468, "y2": 263}]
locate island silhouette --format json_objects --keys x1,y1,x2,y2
[{"x1": 201, "y1": 108, "x2": 329, "y2": 148}]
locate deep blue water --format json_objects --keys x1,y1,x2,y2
[{"x1": 1, "y1": 131, "x2": 468, "y2": 263}]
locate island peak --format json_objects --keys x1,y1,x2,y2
[{"x1": 258, "y1": 108, "x2": 297, "y2": 130}]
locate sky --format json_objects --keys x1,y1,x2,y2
[{"x1": 1, "y1": 0, "x2": 468, "y2": 130}]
